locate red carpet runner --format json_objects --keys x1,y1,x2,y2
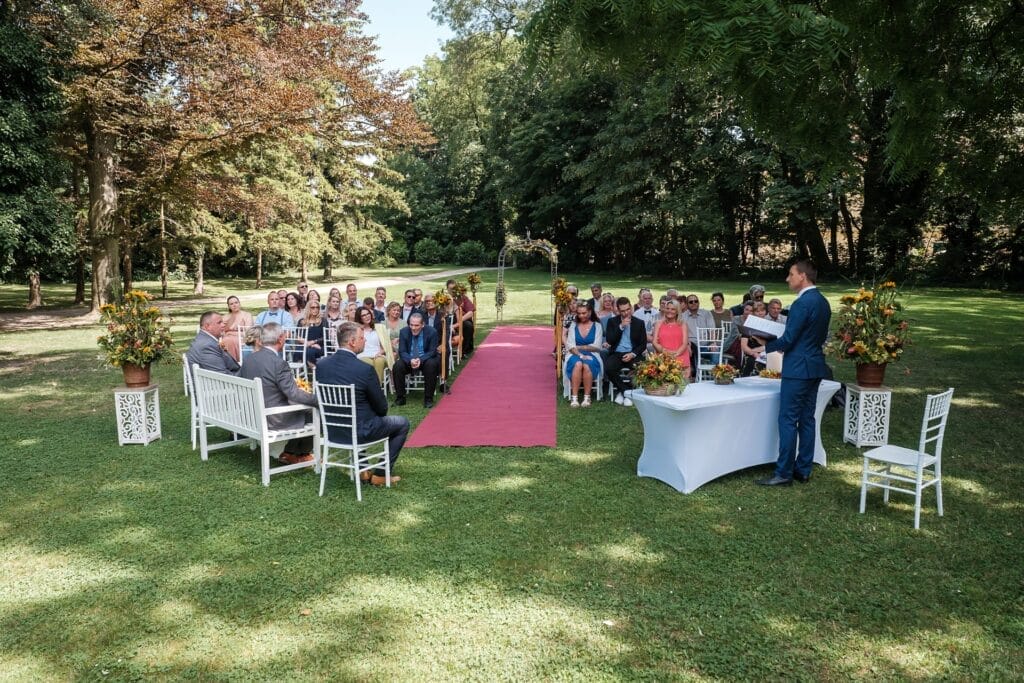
[{"x1": 406, "y1": 326, "x2": 556, "y2": 447}]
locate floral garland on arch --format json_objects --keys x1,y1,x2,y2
[{"x1": 824, "y1": 281, "x2": 910, "y2": 365}]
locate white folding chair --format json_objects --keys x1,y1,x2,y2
[
  {"x1": 314, "y1": 382, "x2": 391, "y2": 500},
  {"x1": 376, "y1": 323, "x2": 395, "y2": 395},
  {"x1": 859, "y1": 388, "x2": 954, "y2": 529},
  {"x1": 322, "y1": 324, "x2": 339, "y2": 357},
  {"x1": 695, "y1": 327, "x2": 725, "y2": 382},
  {"x1": 182, "y1": 354, "x2": 200, "y2": 450},
  {"x1": 283, "y1": 326, "x2": 309, "y2": 380}
]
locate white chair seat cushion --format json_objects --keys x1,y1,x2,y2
[{"x1": 863, "y1": 444, "x2": 937, "y2": 468}]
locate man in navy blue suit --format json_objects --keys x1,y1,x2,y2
[
  {"x1": 755, "y1": 259, "x2": 832, "y2": 486},
  {"x1": 315, "y1": 322, "x2": 409, "y2": 486},
  {"x1": 393, "y1": 312, "x2": 441, "y2": 408}
]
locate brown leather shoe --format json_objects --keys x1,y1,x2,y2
[
  {"x1": 280, "y1": 452, "x2": 314, "y2": 465},
  {"x1": 370, "y1": 474, "x2": 400, "y2": 487},
  {"x1": 359, "y1": 471, "x2": 372, "y2": 483}
]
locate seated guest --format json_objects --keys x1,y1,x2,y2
[
  {"x1": 681, "y1": 293, "x2": 715, "y2": 378},
  {"x1": 243, "y1": 325, "x2": 263, "y2": 353},
  {"x1": 413, "y1": 288, "x2": 424, "y2": 308},
  {"x1": 315, "y1": 321, "x2": 410, "y2": 487},
  {"x1": 710, "y1": 292, "x2": 733, "y2": 328},
  {"x1": 421, "y1": 293, "x2": 448, "y2": 346},
  {"x1": 564, "y1": 302, "x2": 604, "y2": 408},
  {"x1": 633, "y1": 288, "x2": 659, "y2": 344},
  {"x1": 373, "y1": 287, "x2": 388, "y2": 320},
  {"x1": 283, "y1": 292, "x2": 304, "y2": 325},
  {"x1": 355, "y1": 306, "x2": 388, "y2": 384},
  {"x1": 604, "y1": 297, "x2": 647, "y2": 406},
  {"x1": 401, "y1": 289, "x2": 420, "y2": 322},
  {"x1": 222, "y1": 295, "x2": 254, "y2": 363},
  {"x1": 324, "y1": 294, "x2": 344, "y2": 327},
  {"x1": 384, "y1": 301, "x2": 405, "y2": 353},
  {"x1": 740, "y1": 301, "x2": 770, "y2": 376},
  {"x1": 597, "y1": 292, "x2": 617, "y2": 324},
  {"x1": 343, "y1": 302, "x2": 358, "y2": 323},
  {"x1": 240, "y1": 323, "x2": 317, "y2": 465},
  {"x1": 724, "y1": 302, "x2": 752, "y2": 366},
  {"x1": 297, "y1": 281, "x2": 310, "y2": 300},
  {"x1": 393, "y1": 312, "x2": 441, "y2": 408},
  {"x1": 651, "y1": 300, "x2": 690, "y2": 371},
  {"x1": 306, "y1": 289, "x2": 321, "y2": 305},
  {"x1": 447, "y1": 279, "x2": 477, "y2": 354},
  {"x1": 328, "y1": 286, "x2": 341, "y2": 302},
  {"x1": 731, "y1": 284, "x2": 765, "y2": 315},
  {"x1": 587, "y1": 282, "x2": 603, "y2": 312},
  {"x1": 767, "y1": 298, "x2": 787, "y2": 324},
  {"x1": 345, "y1": 282, "x2": 359, "y2": 305},
  {"x1": 298, "y1": 299, "x2": 326, "y2": 369},
  {"x1": 187, "y1": 310, "x2": 241, "y2": 375},
  {"x1": 255, "y1": 290, "x2": 294, "y2": 328}
]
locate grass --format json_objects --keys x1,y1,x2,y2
[{"x1": 1, "y1": 267, "x2": 1022, "y2": 680}]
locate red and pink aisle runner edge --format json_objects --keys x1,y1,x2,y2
[{"x1": 406, "y1": 326, "x2": 557, "y2": 448}]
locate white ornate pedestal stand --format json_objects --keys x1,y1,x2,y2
[
  {"x1": 114, "y1": 384, "x2": 162, "y2": 445},
  {"x1": 843, "y1": 384, "x2": 891, "y2": 448}
]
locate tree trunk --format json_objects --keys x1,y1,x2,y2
[
  {"x1": 193, "y1": 249, "x2": 205, "y2": 295},
  {"x1": 300, "y1": 250, "x2": 308, "y2": 281},
  {"x1": 27, "y1": 271, "x2": 42, "y2": 309},
  {"x1": 858, "y1": 90, "x2": 890, "y2": 277},
  {"x1": 72, "y1": 166, "x2": 87, "y2": 305},
  {"x1": 828, "y1": 201, "x2": 840, "y2": 271},
  {"x1": 256, "y1": 247, "x2": 263, "y2": 289},
  {"x1": 839, "y1": 193, "x2": 857, "y2": 271},
  {"x1": 84, "y1": 120, "x2": 121, "y2": 312},
  {"x1": 160, "y1": 201, "x2": 168, "y2": 299},
  {"x1": 322, "y1": 253, "x2": 333, "y2": 279},
  {"x1": 122, "y1": 244, "x2": 133, "y2": 293}
]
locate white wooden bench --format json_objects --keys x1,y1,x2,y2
[{"x1": 193, "y1": 367, "x2": 320, "y2": 486}]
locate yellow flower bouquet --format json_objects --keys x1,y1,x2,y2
[
  {"x1": 97, "y1": 290, "x2": 174, "y2": 368},
  {"x1": 634, "y1": 352, "x2": 686, "y2": 395},
  {"x1": 824, "y1": 281, "x2": 910, "y2": 365}
]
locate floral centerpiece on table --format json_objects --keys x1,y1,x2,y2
[
  {"x1": 97, "y1": 290, "x2": 174, "y2": 386},
  {"x1": 825, "y1": 281, "x2": 910, "y2": 365},
  {"x1": 711, "y1": 363, "x2": 738, "y2": 384},
  {"x1": 634, "y1": 352, "x2": 686, "y2": 396}
]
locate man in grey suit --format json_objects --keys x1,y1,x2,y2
[
  {"x1": 315, "y1": 322, "x2": 410, "y2": 486},
  {"x1": 240, "y1": 323, "x2": 318, "y2": 465},
  {"x1": 186, "y1": 311, "x2": 240, "y2": 375}
]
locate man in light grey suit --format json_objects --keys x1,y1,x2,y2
[
  {"x1": 240, "y1": 323, "x2": 318, "y2": 465},
  {"x1": 186, "y1": 311, "x2": 240, "y2": 375}
]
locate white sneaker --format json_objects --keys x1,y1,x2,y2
[
  {"x1": 622, "y1": 397, "x2": 633, "y2": 407},
  {"x1": 614, "y1": 394, "x2": 625, "y2": 405}
]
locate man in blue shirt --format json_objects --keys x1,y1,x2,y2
[
  {"x1": 393, "y1": 312, "x2": 441, "y2": 408},
  {"x1": 254, "y1": 290, "x2": 295, "y2": 329}
]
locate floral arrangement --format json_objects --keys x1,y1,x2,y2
[
  {"x1": 825, "y1": 281, "x2": 910, "y2": 365},
  {"x1": 295, "y1": 377, "x2": 312, "y2": 393},
  {"x1": 711, "y1": 363, "x2": 738, "y2": 381},
  {"x1": 633, "y1": 352, "x2": 686, "y2": 390},
  {"x1": 552, "y1": 278, "x2": 574, "y2": 310},
  {"x1": 449, "y1": 280, "x2": 468, "y2": 299},
  {"x1": 495, "y1": 282, "x2": 507, "y2": 308},
  {"x1": 434, "y1": 289, "x2": 452, "y2": 308},
  {"x1": 97, "y1": 290, "x2": 174, "y2": 368},
  {"x1": 551, "y1": 277, "x2": 567, "y2": 295},
  {"x1": 758, "y1": 368, "x2": 781, "y2": 379},
  {"x1": 466, "y1": 272, "x2": 482, "y2": 294}
]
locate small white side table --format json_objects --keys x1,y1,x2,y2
[
  {"x1": 843, "y1": 384, "x2": 891, "y2": 448},
  {"x1": 114, "y1": 384, "x2": 162, "y2": 446}
]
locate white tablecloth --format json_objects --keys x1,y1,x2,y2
[{"x1": 630, "y1": 377, "x2": 841, "y2": 493}]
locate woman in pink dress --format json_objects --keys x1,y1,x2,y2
[
  {"x1": 651, "y1": 299, "x2": 689, "y2": 370},
  {"x1": 222, "y1": 295, "x2": 254, "y2": 363}
]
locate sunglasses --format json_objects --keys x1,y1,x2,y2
[{"x1": 687, "y1": 299, "x2": 698, "y2": 304}]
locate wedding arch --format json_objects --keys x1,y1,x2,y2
[{"x1": 495, "y1": 233, "x2": 559, "y2": 321}]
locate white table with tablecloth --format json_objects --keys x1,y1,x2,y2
[{"x1": 629, "y1": 377, "x2": 841, "y2": 493}]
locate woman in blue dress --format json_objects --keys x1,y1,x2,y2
[{"x1": 564, "y1": 301, "x2": 604, "y2": 408}]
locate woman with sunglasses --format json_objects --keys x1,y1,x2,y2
[{"x1": 651, "y1": 299, "x2": 689, "y2": 371}]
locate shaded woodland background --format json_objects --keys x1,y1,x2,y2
[{"x1": 3, "y1": 0, "x2": 1023, "y2": 310}]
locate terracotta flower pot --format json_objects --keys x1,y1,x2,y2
[
  {"x1": 855, "y1": 362, "x2": 887, "y2": 388},
  {"x1": 122, "y1": 362, "x2": 152, "y2": 388}
]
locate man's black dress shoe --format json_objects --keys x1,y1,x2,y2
[
  {"x1": 793, "y1": 472, "x2": 810, "y2": 483},
  {"x1": 755, "y1": 475, "x2": 793, "y2": 487},
  {"x1": 394, "y1": 397, "x2": 406, "y2": 406},
  {"x1": 423, "y1": 399, "x2": 434, "y2": 409}
]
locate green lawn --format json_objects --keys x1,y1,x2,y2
[{"x1": 1, "y1": 268, "x2": 1022, "y2": 680}]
